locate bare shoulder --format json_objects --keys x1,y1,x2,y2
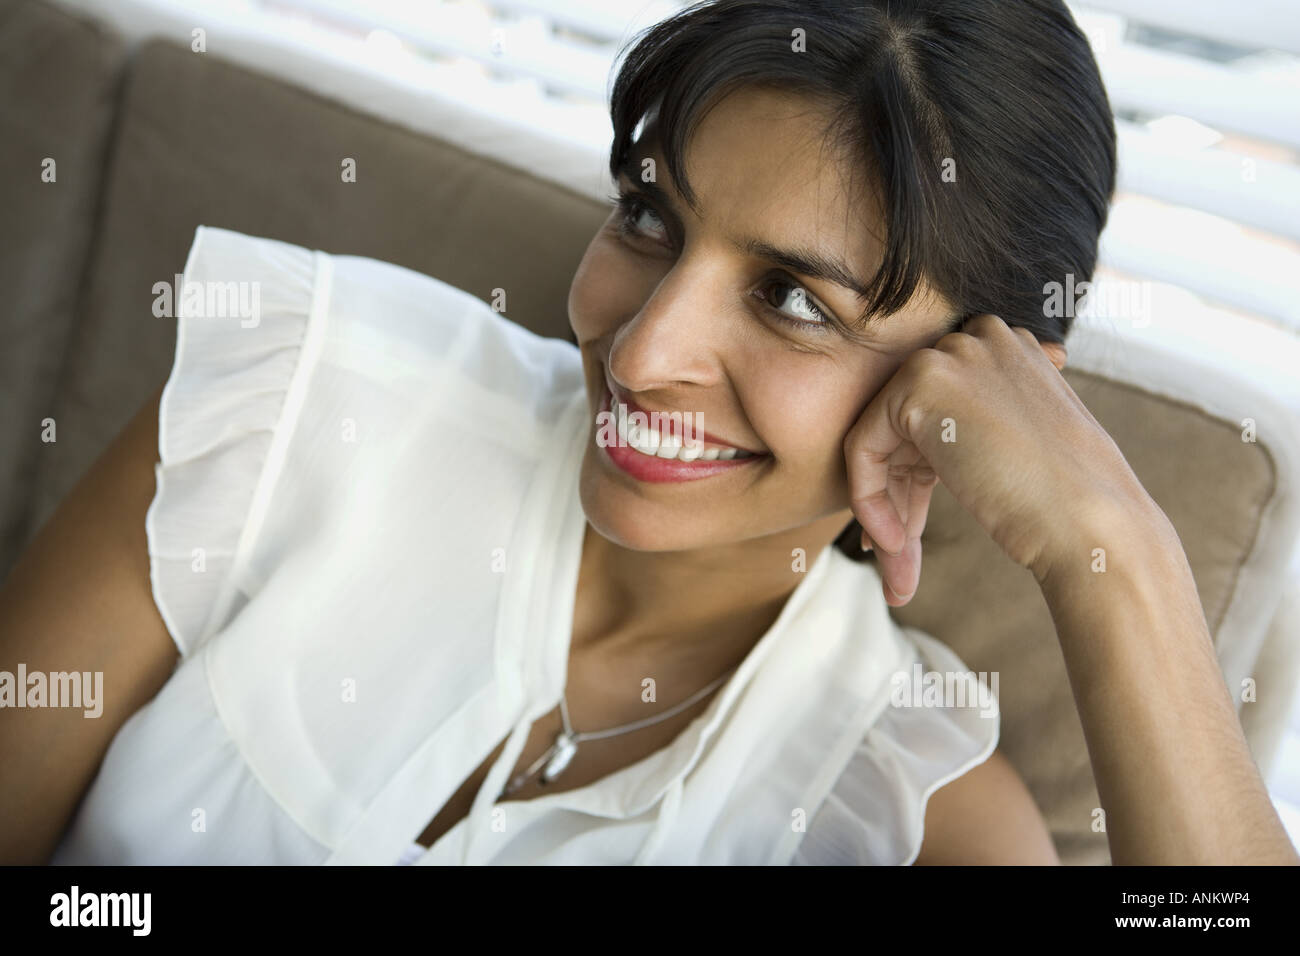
[
  {"x1": 911, "y1": 747, "x2": 1061, "y2": 865},
  {"x1": 0, "y1": 382, "x2": 178, "y2": 863}
]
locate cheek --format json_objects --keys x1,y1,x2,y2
[
  {"x1": 748, "y1": 368, "x2": 886, "y2": 476},
  {"x1": 568, "y1": 234, "x2": 658, "y2": 341}
]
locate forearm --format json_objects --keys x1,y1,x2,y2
[{"x1": 1037, "y1": 501, "x2": 1299, "y2": 866}]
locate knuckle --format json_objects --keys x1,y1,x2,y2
[
  {"x1": 1008, "y1": 325, "x2": 1043, "y2": 352},
  {"x1": 931, "y1": 330, "x2": 972, "y2": 354},
  {"x1": 965, "y1": 313, "x2": 1005, "y2": 334},
  {"x1": 894, "y1": 351, "x2": 950, "y2": 410},
  {"x1": 904, "y1": 346, "x2": 952, "y2": 377},
  {"x1": 895, "y1": 388, "x2": 931, "y2": 440}
]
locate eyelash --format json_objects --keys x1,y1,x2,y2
[{"x1": 612, "y1": 190, "x2": 833, "y2": 335}]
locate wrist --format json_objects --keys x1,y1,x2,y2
[{"x1": 1033, "y1": 487, "x2": 1181, "y2": 595}]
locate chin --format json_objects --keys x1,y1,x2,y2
[{"x1": 576, "y1": 448, "x2": 728, "y2": 554}]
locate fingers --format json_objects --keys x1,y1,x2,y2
[
  {"x1": 906, "y1": 462, "x2": 939, "y2": 540},
  {"x1": 863, "y1": 533, "x2": 922, "y2": 606},
  {"x1": 886, "y1": 459, "x2": 913, "y2": 546},
  {"x1": 843, "y1": 353, "x2": 941, "y2": 605},
  {"x1": 884, "y1": 538, "x2": 922, "y2": 605},
  {"x1": 862, "y1": 465, "x2": 934, "y2": 606},
  {"x1": 844, "y1": 401, "x2": 910, "y2": 557}
]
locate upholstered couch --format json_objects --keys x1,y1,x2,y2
[{"x1": 3, "y1": 0, "x2": 1299, "y2": 865}]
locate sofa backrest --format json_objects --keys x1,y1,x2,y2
[{"x1": 0, "y1": 0, "x2": 126, "y2": 577}]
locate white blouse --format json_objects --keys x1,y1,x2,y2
[{"x1": 50, "y1": 226, "x2": 999, "y2": 866}]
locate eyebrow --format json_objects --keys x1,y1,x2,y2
[{"x1": 615, "y1": 156, "x2": 875, "y2": 301}]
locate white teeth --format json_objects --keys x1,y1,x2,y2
[
  {"x1": 611, "y1": 401, "x2": 756, "y2": 462},
  {"x1": 626, "y1": 417, "x2": 660, "y2": 456},
  {"x1": 623, "y1": 430, "x2": 750, "y2": 463},
  {"x1": 630, "y1": 439, "x2": 751, "y2": 462}
]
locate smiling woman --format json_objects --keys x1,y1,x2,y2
[{"x1": 5, "y1": 0, "x2": 1294, "y2": 868}]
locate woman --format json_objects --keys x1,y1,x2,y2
[{"x1": 3, "y1": 0, "x2": 1296, "y2": 865}]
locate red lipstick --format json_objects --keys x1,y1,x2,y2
[{"x1": 595, "y1": 385, "x2": 767, "y2": 484}]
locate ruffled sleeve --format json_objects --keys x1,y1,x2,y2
[
  {"x1": 146, "y1": 225, "x2": 325, "y2": 659},
  {"x1": 791, "y1": 627, "x2": 1001, "y2": 865}
]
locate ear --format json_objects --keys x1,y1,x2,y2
[{"x1": 1040, "y1": 341, "x2": 1067, "y2": 371}]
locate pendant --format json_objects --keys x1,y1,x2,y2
[{"x1": 539, "y1": 731, "x2": 578, "y2": 784}]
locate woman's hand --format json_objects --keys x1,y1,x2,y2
[
  {"x1": 843, "y1": 313, "x2": 1159, "y2": 606},
  {"x1": 847, "y1": 314, "x2": 1300, "y2": 865}
]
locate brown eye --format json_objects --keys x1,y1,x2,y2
[
  {"x1": 614, "y1": 193, "x2": 668, "y2": 244},
  {"x1": 755, "y1": 278, "x2": 831, "y2": 332}
]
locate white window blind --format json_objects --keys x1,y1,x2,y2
[{"x1": 1067, "y1": 2, "x2": 1300, "y2": 331}]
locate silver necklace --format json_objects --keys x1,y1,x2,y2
[{"x1": 500, "y1": 666, "x2": 738, "y2": 798}]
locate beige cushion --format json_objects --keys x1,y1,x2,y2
[
  {"x1": 889, "y1": 369, "x2": 1276, "y2": 865},
  {"x1": 0, "y1": 0, "x2": 126, "y2": 576}
]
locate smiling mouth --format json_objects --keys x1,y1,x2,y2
[
  {"x1": 619, "y1": 413, "x2": 756, "y2": 462},
  {"x1": 604, "y1": 386, "x2": 760, "y2": 460},
  {"x1": 596, "y1": 385, "x2": 768, "y2": 482},
  {"x1": 602, "y1": 374, "x2": 766, "y2": 457}
]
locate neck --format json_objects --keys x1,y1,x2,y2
[{"x1": 570, "y1": 508, "x2": 855, "y2": 675}]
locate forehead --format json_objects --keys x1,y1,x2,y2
[{"x1": 636, "y1": 87, "x2": 881, "y2": 244}]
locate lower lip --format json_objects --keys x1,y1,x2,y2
[{"x1": 596, "y1": 386, "x2": 766, "y2": 483}]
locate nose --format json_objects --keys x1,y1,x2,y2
[{"x1": 606, "y1": 263, "x2": 728, "y2": 397}]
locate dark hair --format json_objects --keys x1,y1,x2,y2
[{"x1": 605, "y1": 0, "x2": 1117, "y2": 564}]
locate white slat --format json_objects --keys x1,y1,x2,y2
[
  {"x1": 293, "y1": 0, "x2": 614, "y2": 99},
  {"x1": 1117, "y1": 119, "x2": 1300, "y2": 241},
  {"x1": 485, "y1": 0, "x2": 681, "y2": 44},
  {"x1": 1096, "y1": 41, "x2": 1300, "y2": 149},
  {"x1": 1075, "y1": 0, "x2": 1300, "y2": 57},
  {"x1": 1100, "y1": 198, "x2": 1300, "y2": 328}
]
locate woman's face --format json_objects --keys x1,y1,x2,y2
[{"x1": 569, "y1": 85, "x2": 957, "y2": 554}]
